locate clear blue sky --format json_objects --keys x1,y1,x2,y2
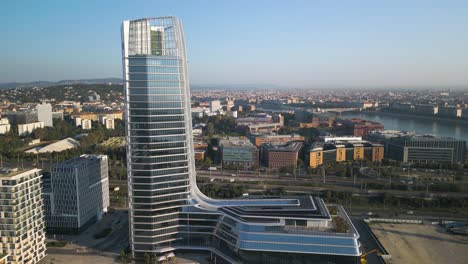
[{"x1": 1, "y1": 0, "x2": 468, "y2": 88}]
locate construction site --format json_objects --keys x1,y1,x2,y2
[{"x1": 370, "y1": 223, "x2": 468, "y2": 264}]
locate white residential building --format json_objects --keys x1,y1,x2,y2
[
  {"x1": 81, "y1": 119, "x2": 92, "y2": 130},
  {"x1": 75, "y1": 117, "x2": 82, "y2": 127},
  {"x1": 36, "y1": 103, "x2": 53, "y2": 127},
  {"x1": 17, "y1": 121, "x2": 44, "y2": 136},
  {"x1": 0, "y1": 119, "x2": 11, "y2": 134},
  {"x1": 104, "y1": 118, "x2": 115, "y2": 129},
  {"x1": 210, "y1": 100, "x2": 222, "y2": 112}
]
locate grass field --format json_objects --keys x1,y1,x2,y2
[{"x1": 99, "y1": 137, "x2": 125, "y2": 148}]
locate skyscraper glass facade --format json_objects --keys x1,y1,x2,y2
[{"x1": 122, "y1": 17, "x2": 361, "y2": 264}]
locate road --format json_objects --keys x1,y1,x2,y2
[
  {"x1": 42, "y1": 210, "x2": 129, "y2": 264},
  {"x1": 352, "y1": 218, "x2": 385, "y2": 264}
]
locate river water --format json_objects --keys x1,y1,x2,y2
[{"x1": 340, "y1": 112, "x2": 468, "y2": 143}]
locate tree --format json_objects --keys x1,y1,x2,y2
[
  {"x1": 144, "y1": 253, "x2": 152, "y2": 264},
  {"x1": 120, "y1": 250, "x2": 131, "y2": 264},
  {"x1": 206, "y1": 123, "x2": 215, "y2": 138},
  {"x1": 298, "y1": 127, "x2": 319, "y2": 142}
]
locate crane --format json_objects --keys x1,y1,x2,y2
[{"x1": 360, "y1": 249, "x2": 382, "y2": 264}]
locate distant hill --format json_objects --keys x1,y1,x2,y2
[
  {"x1": 191, "y1": 83, "x2": 281, "y2": 90},
  {"x1": 0, "y1": 79, "x2": 282, "y2": 90},
  {"x1": 0, "y1": 78, "x2": 123, "y2": 89}
]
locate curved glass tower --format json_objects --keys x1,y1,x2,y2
[{"x1": 122, "y1": 17, "x2": 361, "y2": 264}]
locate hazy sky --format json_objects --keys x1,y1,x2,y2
[{"x1": 1, "y1": 0, "x2": 468, "y2": 88}]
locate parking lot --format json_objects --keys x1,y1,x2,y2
[{"x1": 40, "y1": 210, "x2": 129, "y2": 264}]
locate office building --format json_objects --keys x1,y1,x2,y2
[
  {"x1": 367, "y1": 130, "x2": 416, "y2": 142},
  {"x1": 6, "y1": 111, "x2": 38, "y2": 125},
  {"x1": 260, "y1": 141, "x2": 303, "y2": 169},
  {"x1": 243, "y1": 122, "x2": 282, "y2": 133},
  {"x1": 122, "y1": 17, "x2": 360, "y2": 263},
  {"x1": 36, "y1": 103, "x2": 53, "y2": 127},
  {"x1": 17, "y1": 121, "x2": 44, "y2": 136},
  {"x1": 219, "y1": 136, "x2": 259, "y2": 170},
  {"x1": 341, "y1": 118, "x2": 384, "y2": 137},
  {"x1": 0, "y1": 168, "x2": 47, "y2": 264},
  {"x1": 249, "y1": 133, "x2": 304, "y2": 147},
  {"x1": 309, "y1": 141, "x2": 384, "y2": 168},
  {"x1": 385, "y1": 135, "x2": 465, "y2": 164},
  {"x1": 43, "y1": 155, "x2": 109, "y2": 233}
]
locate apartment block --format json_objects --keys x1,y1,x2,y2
[
  {"x1": 0, "y1": 168, "x2": 46, "y2": 264},
  {"x1": 100, "y1": 117, "x2": 115, "y2": 129},
  {"x1": 336, "y1": 145, "x2": 347, "y2": 162},
  {"x1": 309, "y1": 141, "x2": 384, "y2": 168},
  {"x1": 17, "y1": 121, "x2": 44, "y2": 136},
  {"x1": 309, "y1": 145, "x2": 324, "y2": 168},
  {"x1": 0, "y1": 119, "x2": 11, "y2": 134},
  {"x1": 36, "y1": 103, "x2": 53, "y2": 127},
  {"x1": 81, "y1": 119, "x2": 92, "y2": 130},
  {"x1": 353, "y1": 144, "x2": 365, "y2": 160}
]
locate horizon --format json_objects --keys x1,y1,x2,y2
[
  {"x1": 2, "y1": 0, "x2": 468, "y2": 88},
  {"x1": 1, "y1": 78, "x2": 467, "y2": 91}
]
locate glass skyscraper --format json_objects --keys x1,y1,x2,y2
[{"x1": 122, "y1": 17, "x2": 361, "y2": 264}]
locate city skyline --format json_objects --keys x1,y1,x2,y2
[
  {"x1": 0, "y1": 4, "x2": 467, "y2": 261},
  {"x1": 2, "y1": 0, "x2": 468, "y2": 88}
]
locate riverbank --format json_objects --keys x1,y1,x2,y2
[
  {"x1": 347, "y1": 110, "x2": 468, "y2": 125},
  {"x1": 339, "y1": 111, "x2": 468, "y2": 143}
]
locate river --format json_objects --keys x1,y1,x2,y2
[{"x1": 340, "y1": 112, "x2": 468, "y2": 143}]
